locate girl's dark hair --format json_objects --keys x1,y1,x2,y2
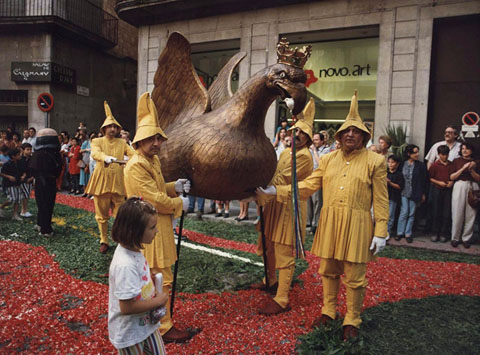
[
  {"x1": 461, "y1": 141, "x2": 475, "y2": 155},
  {"x1": 111, "y1": 197, "x2": 157, "y2": 250},
  {"x1": 404, "y1": 144, "x2": 419, "y2": 158},
  {"x1": 387, "y1": 154, "x2": 401, "y2": 163}
]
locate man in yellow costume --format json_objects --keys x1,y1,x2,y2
[
  {"x1": 124, "y1": 92, "x2": 191, "y2": 343},
  {"x1": 251, "y1": 98, "x2": 314, "y2": 315},
  {"x1": 258, "y1": 91, "x2": 388, "y2": 340},
  {"x1": 85, "y1": 102, "x2": 134, "y2": 254}
]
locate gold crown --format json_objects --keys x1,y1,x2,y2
[{"x1": 276, "y1": 38, "x2": 312, "y2": 69}]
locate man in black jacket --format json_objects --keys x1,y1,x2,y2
[{"x1": 29, "y1": 128, "x2": 62, "y2": 236}]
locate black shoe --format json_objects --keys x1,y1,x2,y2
[
  {"x1": 223, "y1": 212, "x2": 229, "y2": 218},
  {"x1": 406, "y1": 236, "x2": 413, "y2": 243},
  {"x1": 463, "y1": 240, "x2": 471, "y2": 249},
  {"x1": 215, "y1": 212, "x2": 222, "y2": 217},
  {"x1": 394, "y1": 234, "x2": 403, "y2": 241},
  {"x1": 451, "y1": 240, "x2": 459, "y2": 248},
  {"x1": 311, "y1": 226, "x2": 317, "y2": 235},
  {"x1": 187, "y1": 208, "x2": 194, "y2": 213}
]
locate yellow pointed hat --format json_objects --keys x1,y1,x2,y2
[
  {"x1": 334, "y1": 90, "x2": 371, "y2": 144},
  {"x1": 289, "y1": 97, "x2": 315, "y2": 140},
  {"x1": 100, "y1": 101, "x2": 122, "y2": 131},
  {"x1": 132, "y1": 92, "x2": 167, "y2": 146}
]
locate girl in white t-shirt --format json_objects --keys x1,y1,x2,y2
[{"x1": 109, "y1": 197, "x2": 168, "y2": 354}]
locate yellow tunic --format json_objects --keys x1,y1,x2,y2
[
  {"x1": 277, "y1": 148, "x2": 388, "y2": 263},
  {"x1": 124, "y1": 152, "x2": 183, "y2": 269},
  {"x1": 85, "y1": 137, "x2": 134, "y2": 196},
  {"x1": 258, "y1": 147, "x2": 313, "y2": 246}
]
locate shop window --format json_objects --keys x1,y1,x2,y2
[
  {"x1": 280, "y1": 27, "x2": 379, "y2": 144},
  {"x1": 191, "y1": 39, "x2": 240, "y2": 91}
]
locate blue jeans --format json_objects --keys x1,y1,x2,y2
[
  {"x1": 188, "y1": 195, "x2": 205, "y2": 211},
  {"x1": 397, "y1": 196, "x2": 416, "y2": 236},
  {"x1": 388, "y1": 199, "x2": 398, "y2": 235}
]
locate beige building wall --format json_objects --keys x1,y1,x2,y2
[{"x1": 136, "y1": 0, "x2": 480, "y2": 151}]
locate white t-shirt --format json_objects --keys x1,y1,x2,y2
[
  {"x1": 425, "y1": 140, "x2": 462, "y2": 164},
  {"x1": 108, "y1": 245, "x2": 159, "y2": 349}
]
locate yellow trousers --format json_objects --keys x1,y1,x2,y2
[
  {"x1": 260, "y1": 238, "x2": 295, "y2": 309},
  {"x1": 319, "y1": 258, "x2": 367, "y2": 328},
  {"x1": 151, "y1": 266, "x2": 174, "y2": 335},
  {"x1": 93, "y1": 193, "x2": 124, "y2": 244}
]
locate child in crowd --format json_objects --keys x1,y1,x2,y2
[
  {"x1": 19, "y1": 143, "x2": 34, "y2": 217},
  {"x1": 386, "y1": 154, "x2": 404, "y2": 237},
  {"x1": 68, "y1": 137, "x2": 81, "y2": 194},
  {"x1": 109, "y1": 197, "x2": 168, "y2": 354},
  {"x1": 0, "y1": 145, "x2": 10, "y2": 194},
  {"x1": 0, "y1": 148, "x2": 23, "y2": 220},
  {"x1": 428, "y1": 145, "x2": 455, "y2": 242}
]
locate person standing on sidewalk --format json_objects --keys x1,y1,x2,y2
[
  {"x1": 449, "y1": 142, "x2": 480, "y2": 248},
  {"x1": 85, "y1": 102, "x2": 134, "y2": 254},
  {"x1": 124, "y1": 92, "x2": 192, "y2": 343},
  {"x1": 428, "y1": 145, "x2": 455, "y2": 243}
]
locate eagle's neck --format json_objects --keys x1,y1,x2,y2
[{"x1": 225, "y1": 71, "x2": 276, "y2": 130}]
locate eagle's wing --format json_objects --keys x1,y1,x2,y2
[
  {"x1": 152, "y1": 32, "x2": 210, "y2": 130},
  {"x1": 207, "y1": 52, "x2": 246, "y2": 110}
]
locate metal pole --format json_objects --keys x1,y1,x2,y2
[
  {"x1": 259, "y1": 206, "x2": 270, "y2": 290},
  {"x1": 170, "y1": 192, "x2": 185, "y2": 317}
]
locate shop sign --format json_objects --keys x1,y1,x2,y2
[
  {"x1": 51, "y1": 63, "x2": 75, "y2": 86},
  {"x1": 11, "y1": 62, "x2": 51, "y2": 82},
  {"x1": 11, "y1": 62, "x2": 76, "y2": 86},
  {"x1": 302, "y1": 38, "x2": 379, "y2": 101}
]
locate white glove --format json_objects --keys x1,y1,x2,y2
[
  {"x1": 284, "y1": 98, "x2": 295, "y2": 111},
  {"x1": 104, "y1": 156, "x2": 117, "y2": 164},
  {"x1": 175, "y1": 178, "x2": 191, "y2": 194},
  {"x1": 369, "y1": 236, "x2": 386, "y2": 255},
  {"x1": 180, "y1": 196, "x2": 189, "y2": 212},
  {"x1": 256, "y1": 186, "x2": 277, "y2": 196}
]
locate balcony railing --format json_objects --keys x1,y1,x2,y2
[{"x1": 0, "y1": 0, "x2": 118, "y2": 47}]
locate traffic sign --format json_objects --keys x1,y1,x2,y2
[
  {"x1": 37, "y1": 92, "x2": 54, "y2": 112},
  {"x1": 462, "y1": 111, "x2": 479, "y2": 126}
]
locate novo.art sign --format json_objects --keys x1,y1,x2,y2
[
  {"x1": 301, "y1": 37, "x2": 379, "y2": 101},
  {"x1": 11, "y1": 62, "x2": 76, "y2": 86}
]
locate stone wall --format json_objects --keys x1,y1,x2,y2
[
  {"x1": 136, "y1": 0, "x2": 480, "y2": 151},
  {"x1": 0, "y1": 32, "x2": 52, "y2": 130}
]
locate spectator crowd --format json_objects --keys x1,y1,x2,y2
[{"x1": 0, "y1": 123, "x2": 479, "y2": 249}]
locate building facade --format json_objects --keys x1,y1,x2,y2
[
  {"x1": 116, "y1": 0, "x2": 480, "y2": 155},
  {"x1": 0, "y1": 0, "x2": 138, "y2": 135}
]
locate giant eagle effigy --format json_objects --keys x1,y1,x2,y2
[{"x1": 151, "y1": 32, "x2": 312, "y2": 200}]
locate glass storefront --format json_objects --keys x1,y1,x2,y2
[
  {"x1": 280, "y1": 30, "x2": 379, "y2": 144},
  {"x1": 191, "y1": 47, "x2": 240, "y2": 92}
]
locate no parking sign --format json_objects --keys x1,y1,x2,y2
[
  {"x1": 37, "y1": 92, "x2": 54, "y2": 127},
  {"x1": 37, "y1": 92, "x2": 54, "y2": 112},
  {"x1": 461, "y1": 111, "x2": 479, "y2": 138}
]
